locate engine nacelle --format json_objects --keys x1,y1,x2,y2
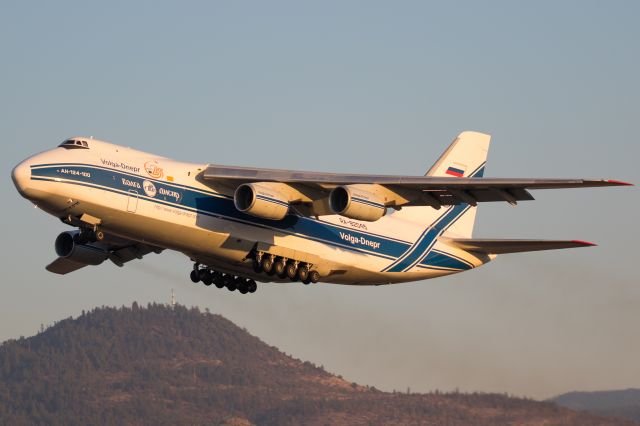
[
  {"x1": 329, "y1": 185, "x2": 386, "y2": 222},
  {"x1": 234, "y1": 183, "x2": 290, "y2": 220},
  {"x1": 54, "y1": 231, "x2": 110, "y2": 266}
]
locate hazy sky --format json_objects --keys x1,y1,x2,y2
[{"x1": 1, "y1": 1, "x2": 638, "y2": 399}]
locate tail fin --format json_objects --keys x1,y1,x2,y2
[
  {"x1": 394, "y1": 131, "x2": 490, "y2": 238},
  {"x1": 425, "y1": 131, "x2": 490, "y2": 179}
]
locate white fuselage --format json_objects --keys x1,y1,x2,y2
[{"x1": 12, "y1": 139, "x2": 490, "y2": 285}]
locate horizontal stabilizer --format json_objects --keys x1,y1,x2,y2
[{"x1": 444, "y1": 238, "x2": 596, "y2": 254}]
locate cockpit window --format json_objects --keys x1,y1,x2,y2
[{"x1": 59, "y1": 139, "x2": 89, "y2": 149}]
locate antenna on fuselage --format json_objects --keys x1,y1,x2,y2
[{"x1": 170, "y1": 288, "x2": 176, "y2": 309}]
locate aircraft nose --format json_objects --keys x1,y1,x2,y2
[{"x1": 11, "y1": 159, "x2": 31, "y2": 197}]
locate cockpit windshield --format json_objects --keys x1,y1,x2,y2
[{"x1": 58, "y1": 139, "x2": 89, "y2": 149}]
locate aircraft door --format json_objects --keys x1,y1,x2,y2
[{"x1": 127, "y1": 190, "x2": 138, "y2": 213}]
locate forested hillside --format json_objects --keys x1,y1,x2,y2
[{"x1": 0, "y1": 304, "x2": 634, "y2": 425}]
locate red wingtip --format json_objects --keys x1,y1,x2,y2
[
  {"x1": 572, "y1": 240, "x2": 597, "y2": 247},
  {"x1": 607, "y1": 179, "x2": 634, "y2": 186}
]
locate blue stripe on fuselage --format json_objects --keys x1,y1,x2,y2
[{"x1": 30, "y1": 164, "x2": 411, "y2": 261}]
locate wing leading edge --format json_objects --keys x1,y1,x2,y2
[
  {"x1": 203, "y1": 165, "x2": 630, "y2": 188},
  {"x1": 202, "y1": 164, "x2": 631, "y2": 207}
]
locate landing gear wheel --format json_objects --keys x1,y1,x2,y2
[
  {"x1": 198, "y1": 269, "x2": 209, "y2": 282},
  {"x1": 298, "y1": 264, "x2": 309, "y2": 283},
  {"x1": 274, "y1": 258, "x2": 287, "y2": 278},
  {"x1": 252, "y1": 258, "x2": 262, "y2": 273},
  {"x1": 262, "y1": 257, "x2": 275, "y2": 275},
  {"x1": 202, "y1": 271, "x2": 213, "y2": 286},
  {"x1": 238, "y1": 279, "x2": 249, "y2": 294},
  {"x1": 247, "y1": 279, "x2": 257, "y2": 293},
  {"x1": 190, "y1": 270, "x2": 200, "y2": 283},
  {"x1": 309, "y1": 270, "x2": 320, "y2": 284},
  {"x1": 213, "y1": 272, "x2": 225, "y2": 288},
  {"x1": 224, "y1": 275, "x2": 237, "y2": 291},
  {"x1": 286, "y1": 263, "x2": 298, "y2": 281}
]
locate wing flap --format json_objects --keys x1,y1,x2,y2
[{"x1": 444, "y1": 238, "x2": 597, "y2": 254}]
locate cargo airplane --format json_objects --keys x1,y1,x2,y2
[{"x1": 11, "y1": 132, "x2": 631, "y2": 294}]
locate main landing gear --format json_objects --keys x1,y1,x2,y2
[
  {"x1": 251, "y1": 252, "x2": 321, "y2": 285},
  {"x1": 190, "y1": 264, "x2": 257, "y2": 294}
]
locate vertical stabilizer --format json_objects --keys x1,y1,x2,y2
[{"x1": 394, "y1": 131, "x2": 490, "y2": 238}]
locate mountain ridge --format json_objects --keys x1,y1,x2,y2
[
  {"x1": 551, "y1": 389, "x2": 640, "y2": 423},
  {"x1": 0, "y1": 303, "x2": 635, "y2": 425}
]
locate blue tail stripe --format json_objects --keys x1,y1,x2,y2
[
  {"x1": 385, "y1": 204, "x2": 469, "y2": 272},
  {"x1": 383, "y1": 162, "x2": 486, "y2": 272},
  {"x1": 420, "y1": 250, "x2": 472, "y2": 271}
]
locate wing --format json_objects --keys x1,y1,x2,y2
[
  {"x1": 444, "y1": 238, "x2": 596, "y2": 254},
  {"x1": 203, "y1": 164, "x2": 630, "y2": 207},
  {"x1": 46, "y1": 238, "x2": 163, "y2": 275}
]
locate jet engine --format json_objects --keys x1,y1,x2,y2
[
  {"x1": 329, "y1": 185, "x2": 386, "y2": 222},
  {"x1": 54, "y1": 231, "x2": 110, "y2": 266},
  {"x1": 234, "y1": 183, "x2": 290, "y2": 220}
]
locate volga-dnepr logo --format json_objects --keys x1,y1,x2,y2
[{"x1": 144, "y1": 161, "x2": 163, "y2": 179}]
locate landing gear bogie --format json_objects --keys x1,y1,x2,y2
[
  {"x1": 251, "y1": 252, "x2": 322, "y2": 285},
  {"x1": 189, "y1": 264, "x2": 257, "y2": 295}
]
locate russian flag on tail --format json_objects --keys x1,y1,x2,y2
[{"x1": 446, "y1": 166, "x2": 465, "y2": 177}]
